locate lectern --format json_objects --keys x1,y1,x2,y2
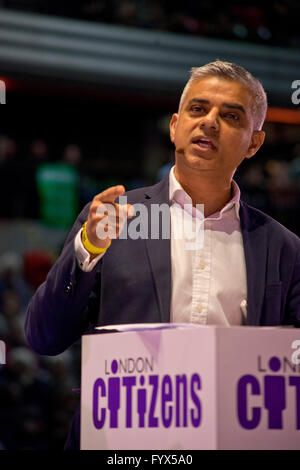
[{"x1": 80, "y1": 324, "x2": 300, "y2": 449}]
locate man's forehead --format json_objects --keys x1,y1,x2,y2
[{"x1": 184, "y1": 76, "x2": 253, "y2": 108}]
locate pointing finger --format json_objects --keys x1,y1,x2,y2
[{"x1": 94, "y1": 185, "x2": 125, "y2": 203}]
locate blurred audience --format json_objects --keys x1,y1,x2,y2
[
  {"x1": 0, "y1": 136, "x2": 21, "y2": 218},
  {"x1": 0, "y1": 131, "x2": 299, "y2": 233},
  {"x1": 0, "y1": 249, "x2": 80, "y2": 449},
  {"x1": 23, "y1": 139, "x2": 49, "y2": 219}
]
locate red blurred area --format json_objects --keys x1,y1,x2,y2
[{"x1": 23, "y1": 251, "x2": 53, "y2": 290}]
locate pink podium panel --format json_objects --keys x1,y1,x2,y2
[{"x1": 80, "y1": 324, "x2": 300, "y2": 449}]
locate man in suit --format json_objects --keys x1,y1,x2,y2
[{"x1": 25, "y1": 60, "x2": 300, "y2": 448}]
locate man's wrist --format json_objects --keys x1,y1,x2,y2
[
  {"x1": 74, "y1": 229, "x2": 106, "y2": 272},
  {"x1": 81, "y1": 222, "x2": 111, "y2": 255}
]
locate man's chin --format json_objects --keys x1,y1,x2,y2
[
  {"x1": 185, "y1": 152, "x2": 215, "y2": 166},
  {"x1": 177, "y1": 157, "x2": 217, "y2": 174},
  {"x1": 190, "y1": 145, "x2": 216, "y2": 161}
]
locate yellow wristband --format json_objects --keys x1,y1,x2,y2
[{"x1": 81, "y1": 222, "x2": 111, "y2": 255}]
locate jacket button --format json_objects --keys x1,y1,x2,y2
[{"x1": 66, "y1": 282, "x2": 73, "y2": 295}]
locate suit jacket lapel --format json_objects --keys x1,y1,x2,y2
[
  {"x1": 143, "y1": 175, "x2": 171, "y2": 323},
  {"x1": 240, "y1": 201, "x2": 268, "y2": 325}
]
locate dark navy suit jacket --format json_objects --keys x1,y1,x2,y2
[{"x1": 25, "y1": 172, "x2": 300, "y2": 448}]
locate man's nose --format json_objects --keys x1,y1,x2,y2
[{"x1": 200, "y1": 108, "x2": 219, "y2": 131}]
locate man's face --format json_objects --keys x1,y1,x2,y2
[{"x1": 169, "y1": 76, "x2": 265, "y2": 180}]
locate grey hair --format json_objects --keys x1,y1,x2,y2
[{"x1": 178, "y1": 60, "x2": 268, "y2": 130}]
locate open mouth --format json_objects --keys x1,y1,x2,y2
[{"x1": 193, "y1": 138, "x2": 216, "y2": 150}]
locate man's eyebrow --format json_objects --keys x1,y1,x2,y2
[
  {"x1": 222, "y1": 102, "x2": 246, "y2": 114},
  {"x1": 187, "y1": 98, "x2": 246, "y2": 114},
  {"x1": 187, "y1": 98, "x2": 210, "y2": 106}
]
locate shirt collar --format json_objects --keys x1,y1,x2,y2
[{"x1": 169, "y1": 165, "x2": 241, "y2": 220}]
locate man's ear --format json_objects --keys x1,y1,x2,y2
[
  {"x1": 245, "y1": 130, "x2": 265, "y2": 159},
  {"x1": 169, "y1": 113, "x2": 178, "y2": 143}
]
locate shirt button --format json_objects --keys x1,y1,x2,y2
[
  {"x1": 197, "y1": 305, "x2": 203, "y2": 313},
  {"x1": 199, "y1": 262, "x2": 206, "y2": 269}
]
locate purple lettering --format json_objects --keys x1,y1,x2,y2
[
  {"x1": 175, "y1": 375, "x2": 187, "y2": 427},
  {"x1": 93, "y1": 378, "x2": 106, "y2": 429},
  {"x1": 161, "y1": 375, "x2": 173, "y2": 428},
  {"x1": 289, "y1": 376, "x2": 300, "y2": 429},
  {"x1": 122, "y1": 376, "x2": 136, "y2": 428},
  {"x1": 108, "y1": 376, "x2": 120, "y2": 428},
  {"x1": 190, "y1": 373, "x2": 201, "y2": 427},
  {"x1": 137, "y1": 376, "x2": 147, "y2": 428},
  {"x1": 264, "y1": 375, "x2": 286, "y2": 429},
  {"x1": 237, "y1": 375, "x2": 261, "y2": 429},
  {"x1": 148, "y1": 375, "x2": 159, "y2": 427}
]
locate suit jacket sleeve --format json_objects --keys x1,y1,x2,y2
[
  {"x1": 25, "y1": 203, "x2": 101, "y2": 355},
  {"x1": 285, "y1": 249, "x2": 300, "y2": 327}
]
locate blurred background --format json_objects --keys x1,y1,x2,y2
[{"x1": 0, "y1": 0, "x2": 299, "y2": 449}]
